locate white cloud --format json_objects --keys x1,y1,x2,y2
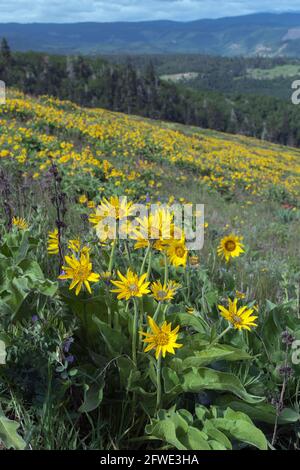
[{"x1": 0, "y1": 0, "x2": 300, "y2": 22}]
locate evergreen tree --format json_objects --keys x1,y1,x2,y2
[{"x1": 0, "y1": 38, "x2": 11, "y2": 62}]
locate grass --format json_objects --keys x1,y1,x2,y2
[
  {"x1": 160, "y1": 72, "x2": 199, "y2": 82},
  {"x1": 247, "y1": 65, "x2": 300, "y2": 80}
]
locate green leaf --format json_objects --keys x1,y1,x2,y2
[
  {"x1": 5, "y1": 277, "x2": 30, "y2": 319},
  {"x1": 208, "y1": 440, "x2": 227, "y2": 450},
  {"x1": 173, "y1": 313, "x2": 207, "y2": 333},
  {"x1": 180, "y1": 426, "x2": 211, "y2": 450},
  {"x1": 18, "y1": 259, "x2": 44, "y2": 280},
  {"x1": 203, "y1": 421, "x2": 232, "y2": 450},
  {"x1": 279, "y1": 408, "x2": 300, "y2": 423},
  {"x1": 181, "y1": 367, "x2": 264, "y2": 404},
  {"x1": 0, "y1": 410, "x2": 26, "y2": 450},
  {"x1": 162, "y1": 367, "x2": 181, "y2": 394},
  {"x1": 216, "y1": 397, "x2": 300, "y2": 424},
  {"x1": 146, "y1": 415, "x2": 187, "y2": 450},
  {"x1": 92, "y1": 316, "x2": 129, "y2": 356},
  {"x1": 145, "y1": 407, "x2": 211, "y2": 450},
  {"x1": 210, "y1": 408, "x2": 268, "y2": 450},
  {"x1": 79, "y1": 378, "x2": 105, "y2": 413},
  {"x1": 182, "y1": 345, "x2": 252, "y2": 368}
]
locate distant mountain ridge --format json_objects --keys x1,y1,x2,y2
[{"x1": 2, "y1": 13, "x2": 300, "y2": 56}]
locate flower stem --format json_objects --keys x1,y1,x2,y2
[
  {"x1": 132, "y1": 299, "x2": 139, "y2": 367},
  {"x1": 138, "y1": 298, "x2": 144, "y2": 350},
  {"x1": 164, "y1": 253, "x2": 168, "y2": 285},
  {"x1": 210, "y1": 325, "x2": 231, "y2": 347},
  {"x1": 146, "y1": 248, "x2": 152, "y2": 281},
  {"x1": 140, "y1": 244, "x2": 151, "y2": 276},
  {"x1": 186, "y1": 264, "x2": 191, "y2": 302},
  {"x1": 108, "y1": 239, "x2": 117, "y2": 273},
  {"x1": 124, "y1": 240, "x2": 132, "y2": 265},
  {"x1": 156, "y1": 354, "x2": 162, "y2": 412},
  {"x1": 152, "y1": 302, "x2": 161, "y2": 324},
  {"x1": 107, "y1": 304, "x2": 112, "y2": 328}
]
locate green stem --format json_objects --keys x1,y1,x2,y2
[
  {"x1": 108, "y1": 239, "x2": 117, "y2": 273},
  {"x1": 186, "y1": 264, "x2": 191, "y2": 302},
  {"x1": 210, "y1": 325, "x2": 231, "y2": 347},
  {"x1": 162, "y1": 303, "x2": 169, "y2": 321},
  {"x1": 138, "y1": 298, "x2": 144, "y2": 351},
  {"x1": 132, "y1": 299, "x2": 139, "y2": 367},
  {"x1": 140, "y1": 244, "x2": 151, "y2": 276},
  {"x1": 107, "y1": 304, "x2": 112, "y2": 328},
  {"x1": 156, "y1": 355, "x2": 162, "y2": 412},
  {"x1": 146, "y1": 248, "x2": 152, "y2": 281},
  {"x1": 124, "y1": 240, "x2": 132, "y2": 265},
  {"x1": 164, "y1": 253, "x2": 169, "y2": 285},
  {"x1": 152, "y1": 302, "x2": 161, "y2": 324}
]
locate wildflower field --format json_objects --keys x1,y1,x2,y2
[{"x1": 0, "y1": 89, "x2": 300, "y2": 450}]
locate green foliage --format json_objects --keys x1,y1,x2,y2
[
  {"x1": 0, "y1": 231, "x2": 57, "y2": 322},
  {"x1": 0, "y1": 338, "x2": 25, "y2": 450},
  {"x1": 0, "y1": 407, "x2": 26, "y2": 450},
  {"x1": 146, "y1": 405, "x2": 268, "y2": 450}
]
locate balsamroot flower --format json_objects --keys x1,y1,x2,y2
[
  {"x1": 140, "y1": 316, "x2": 183, "y2": 359},
  {"x1": 150, "y1": 280, "x2": 180, "y2": 302},
  {"x1": 217, "y1": 234, "x2": 244, "y2": 262},
  {"x1": 58, "y1": 250, "x2": 100, "y2": 296},
  {"x1": 165, "y1": 236, "x2": 188, "y2": 267},
  {"x1": 218, "y1": 298, "x2": 258, "y2": 331},
  {"x1": 110, "y1": 269, "x2": 150, "y2": 300},
  {"x1": 132, "y1": 208, "x2": 175, "y2": 251}
]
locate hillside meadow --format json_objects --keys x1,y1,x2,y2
[{"x1": 0, "y1": 90, "x2": 300, "y2": 450}]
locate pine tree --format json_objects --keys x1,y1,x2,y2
[{"x1": 0, "y1": 38, "x2": 11, "y2": 61}]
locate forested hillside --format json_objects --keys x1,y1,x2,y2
[{"x1": 2, "y1": 13, "x2": 300, "y2": 56}]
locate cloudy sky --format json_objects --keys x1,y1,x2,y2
[{"x1": 1, "y1": 0, "x2": 300, "y2": 22}]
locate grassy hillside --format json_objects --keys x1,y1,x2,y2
[{"x1": 0, "y1": 90, "x2": 300, "y2": 449}]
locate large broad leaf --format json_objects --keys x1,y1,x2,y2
[
  {"x1": 146, "y1": 408, "x2": 188, "y2": 449},
  {"x1": 146, "y1": 405, "x2": 267, "y2": 451},
  {"x1": 181, "y1": 367, "x2": 264, "y2": 404},
  {"x1": 4, "y1": 277, "x2": 30, "y2": 319},
  {"x1": 146, "y1": 418, "x2": 187, "y2": 450},
  {"x1": 172, "y1": 313, "x2": 207, "y2": 333},
  {"x1": 216, "y1": 396, "x2": 300, "y2": 425},
  {"x1": 146, "y1": 409, "x2": 210, "y2": 450},
  {"x1": 182, "y1": 345, "x2": 252, "y2": 368},
  {"x1": 180, "y1": 426, "x2": 211, "y2": 450},
  {"x1": 0, "y1": 409, "x2": 26, "y2": 450},
  {"x1": 19, "y1": 260, "x2": 58, "y2": 296},
  {"x1": 203, "y1": 420, "x2": 232, "y2": 450},
  {"x1": 162, "y1": 367, "x2": 182, "y2": 394},
  {"x1": 0, "y1": 340, "x2": 6, "y2": 365},
  {"x1": 18, "y1": 259, "x2": 44, "y2": 281},
  {"x1": 92, "y1": 316, "x2": 129, "y2": 356},
  {"x1": 79, "y1": 377, "x2": 105, "y2": 413},
  {"x1": 210, "y1": 408, "x2": 268, "y2": 450},
  {"x1": 61, "y1": 289, "x2": 112, "y2": 345}
]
